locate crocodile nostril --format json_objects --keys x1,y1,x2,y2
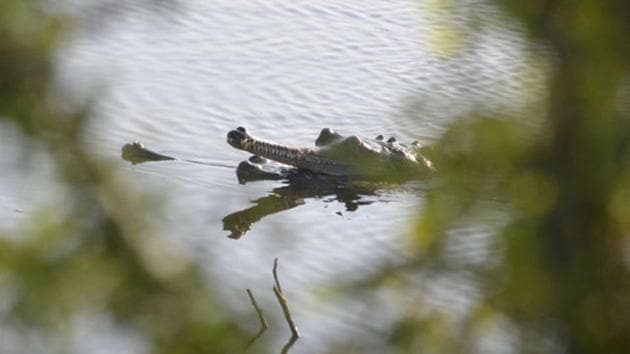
[
  {"x1": 227, "y1": 130, "x2": 241, "y2": 140},
  {"x1": 237, "y1": 126, "x2": 246, "y2": 133}
]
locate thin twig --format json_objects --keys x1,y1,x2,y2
[
  {"x1": 245, "y1": 288, "x2": 268, "y2": 350},
  {"x1": 280, "y1": 332, "x2": 299, "y2": 354},
  {"x1": 273, "y1": 258, "x2": 283, "y2": 294},
  {"x1": 272, "y1": 257, "x2": 300, "y2": 354}
]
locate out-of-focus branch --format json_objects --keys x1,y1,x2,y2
[
  {"x1": 272, "y1": 258, "x2": 299, "y2": 353},
  {"x1": 245, "y1": 288, "x2": 268, "y2": 350}
]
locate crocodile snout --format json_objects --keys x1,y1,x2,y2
[{"x1": 227, "y1": 127, "x2": 248, "y2": 147}]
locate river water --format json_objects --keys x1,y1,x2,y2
[{"x1": 2, "y1": 0, "x2": 547, "y2": 352}]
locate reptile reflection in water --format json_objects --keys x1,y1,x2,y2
[
  {"x1": 222, "y1": 126, "x2": 435, "y2": 238},
  {"x1": 222, "y1": 168, "x2": 377, "y2": 239},
  {"x1": 121, "y1": 141, "x2": 379, "y2": 239}
]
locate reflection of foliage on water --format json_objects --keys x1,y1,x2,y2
[
  {"x1": 371, "y1": 1, "x2": 630, "y2": 353},
  {"x1": 0, "y1": 2, "x2": 265, "y2": 353}
]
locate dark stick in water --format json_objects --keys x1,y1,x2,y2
[
  {"x1": 272, "y1": 258, "x2": 300, "y2": 354},
  {"x1": 245, "y1": 288, "x2": 268, "y2": 350},
  {"x1": 121, "y1": 141, "x2": 235, "y2": 168},
  {"x1": 121, "y1": 141, "x2": 175, "y2": 165}
]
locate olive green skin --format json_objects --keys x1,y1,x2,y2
[{"x1": 227, "y1": 127, "x2": 434, "y2": 181}]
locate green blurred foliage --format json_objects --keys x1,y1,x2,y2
[
  {"x1": 3, "y1": 0, "x2": 630, "y2": 353},
  {"x1": 0, "y1": 1, "x2": 267, "y2": 353},
  {"x1": 386, "y1": 1, "x2": 630, "y2": 353}
]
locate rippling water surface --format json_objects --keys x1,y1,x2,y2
[{"x1": 2, "y1": 0, "x2": 547, "y2": 352}]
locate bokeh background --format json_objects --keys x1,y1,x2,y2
[{"x1": 1, "y1": 0, "x2": 629, "y2": 353}]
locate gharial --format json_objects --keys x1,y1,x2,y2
[{"x1": 226, "y1": 126, "x2": 434, "y2": 182}]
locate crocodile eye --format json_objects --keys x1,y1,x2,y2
[
  {"x1": 376, "y1": 135, "x2": 384, "y2": 140},
  {"x1": 237, "y1": 126, "x2": 246, "y2": 133},
  {"x1": 387, "y1": 137, "x2": 396, "y2": 143}
]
